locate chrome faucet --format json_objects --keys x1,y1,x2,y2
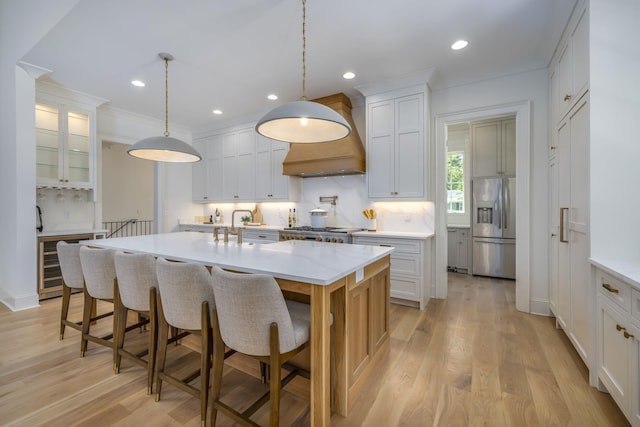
[{"x1": 230, "y1": 209, "x2": 253, "y2": 235}]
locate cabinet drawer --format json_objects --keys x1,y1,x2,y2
[
  {"x1": 598, "y1": 271, "x2": 631, "y2": 313},
  {"x1": 353, "y1": 237, "x2": 422, "y2": 255},
  {"x1": 390, "y1": 254, "x2": 421, "y2": 276},
  {"x1": 242, "y1": 228, "x2": 279, "y2": 242},
  {"x1": 390, "y1": 275, "x2": 420, "y2": 300},
  {"x1": 631, "y1": 289, "x2": 640, "y2": 323}
]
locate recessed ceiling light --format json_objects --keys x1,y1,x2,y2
[
  {"x1": 451, "y1": 40, "x2": 468, "y2": 50},
  {"x1": 267, "y1": 94, "x2": 278, "y2": 101},
  {"x1": 212, "y1": 109, "x2": 223, "y2": 115},
  {"x1": 342, "y1": 71, "x2": 356, "y2": 80},
  {"x1": 131, "y1": 80, "x2": 145, "y2": 87}
]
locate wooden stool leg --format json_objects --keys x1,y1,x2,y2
[
  {"x1": 269, "y1": 323, "x2": 281, "y2": 427},
  {"x1": 200, "y1": 302, "x2": 211, "y2": 427},
  {"x1": 113, "y1": 288, "x2": 128, "y2": 374},
  {"x1": 60, "y1": 284, "x2": 72, "y2": 340},
  {"x1": 148, "y1": 288, "x2": 158, "y2": 395},
  {"x1": 210, "y1": 308, "x2": 224, "y2": 427},
  {"x1": 80, "y1": 288, "x2": 94, "y2": 357},
  {"x1": 154, "y1": 298, "x2": 170, "y2": 402}
]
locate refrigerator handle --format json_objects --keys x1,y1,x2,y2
[
  {"x1": 496, "y1": 179, "x2": 502, "y2": 229},
  {"x1": 503, "y1": 178, "x2": 509, "y2": 230}
]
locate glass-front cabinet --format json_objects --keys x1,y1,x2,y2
[{"x1": 35, "y1": 100, "x2": 94, "y2": 189}]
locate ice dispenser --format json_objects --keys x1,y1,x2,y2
[{"x1": 476, "y1": 204, "x2": 493, "y2": 224}]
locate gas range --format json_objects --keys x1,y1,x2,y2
[{"x1": 279, "y1": 226, "x2": 364, "y2": 244}]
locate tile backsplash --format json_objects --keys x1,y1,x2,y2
[{"x1": 36, "y1": 188, "x2": 95, "y2": 231}]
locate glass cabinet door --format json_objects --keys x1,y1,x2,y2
[
  {"x1": 66, "y1": 109, "x2": 90, "y2": 184},
  {"x1": 35, "y1": 103, "x2": 62, "y2": 185},
  {"x1": 35, "y1": 103, "x2": 92, "y2": 188}
]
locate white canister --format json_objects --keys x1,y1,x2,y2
[{"x1": 310, "y1": 207, "x2": 328, "y2": 228}]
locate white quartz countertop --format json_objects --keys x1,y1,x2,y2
[
  {"x1": 352, "y1": 230, "x2": 434, "y2": 240},
  {"x1": 84, "y1": 232, "x2": 393, "y2": 285},
  {"x1": 590, "y1": 258, "x2": 640, "y2": 289},
  {"x1": 38, "y1": 228, "x2": 108, "y2": 238}
]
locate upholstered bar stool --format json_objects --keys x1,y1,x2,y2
[
  {"x1": 78, "y1": 246, "x2": 117, "y2": 359},
  {"x1": 154, "y1": 258, "x2": 222, "y2": 427},
  {"x1": 113, "y1": 251, "x2": 157, "y2": 394},
  {"x1": 57, "y1": 241, "x2": 85, "y2": 340},
  {"x1": 209, "y1": 266, "x2": 311, "y2": 427}
]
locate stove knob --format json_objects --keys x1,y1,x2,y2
[
  {"x1": 324, "y1": 237, "x2": 330, "y2": 242},
  {"x1": 316, "y1": 237, "x2": 322, "y2": 241},
  {"x1": 331, "y1": 238, "x2": 336, "y2": 243},
  {"x1": 337, "y1": 238, "x2": 344, "y2": 244}
]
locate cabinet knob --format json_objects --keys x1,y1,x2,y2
[
  {"x1": 203, "y1": 196, "x2": 208, "y2": 199},
  {"x1": 563, "y1": 94, "x2": 572, "y2": 102},
  {"x1": 550, "y1": 146, "x2": 557, "y2": 150},
  {"x1": 234, "y1": 195, "x2": 239, "y2": 199},
  {"x1": 551, "y1": 233, "x2": 557, "y2": 237}
]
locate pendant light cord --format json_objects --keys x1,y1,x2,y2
[
  {"x1": 301, "y1": 0, "x2": 307, "y2": 101},
  {"x1": 164, "y1": 57, "x2": 170, "y2": 137}
]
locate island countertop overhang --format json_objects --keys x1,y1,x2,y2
[{"x1": 83, "y1": 231, "x2": 394, "y2": 285}]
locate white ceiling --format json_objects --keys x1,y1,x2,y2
[{"x1": 22, "y1": 0, "x2": 577, "y2": 130}]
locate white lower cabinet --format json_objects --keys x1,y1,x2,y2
[
  {"x1": 596, "y1": 267, "x2": 640, "y2": 426},
  {"x1": 447, "y1": 227, "x2": 470, "y2": 272},
  {"x1": 352, "y1": 235, "x2": 431, "y2": 310}
]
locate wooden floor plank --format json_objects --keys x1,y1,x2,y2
[{"x1": 0, "y1": 273, "x2": 630, "y2": 426}]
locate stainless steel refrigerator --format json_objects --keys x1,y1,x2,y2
[{"x1": 472, "y1": 176, "x2": 516, "y2": 279}]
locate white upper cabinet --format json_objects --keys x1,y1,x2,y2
[
  {"x1": 554, "y1": 7, "x2": 589, "y2": 123},
  {"x1": 255, "y1": 135, "x2": 300, "y2": 201},
  {"x1": 36, "y1": 101, "x2": 95, "y2": 189},
  {"x1": 192, "y1": 136, "x2": 222, "y2": 203},
  {"x1": 471, "y1": 117, "x2": 515, "y2": 177},
  {"x1": 366, "y1": 86, "x2": 426, "y2": 200},
  {"x1": 192, "y1": 124, "x2": 301, "y2": 203},
  {"x1": 222, "y1": 127, "x2": 255, "y2": 201}
]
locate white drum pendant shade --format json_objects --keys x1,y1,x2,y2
[
  {"x1": 127, "y1": 52, "x2": 201, "y2": 163},
  {"x1": 256, "y1": 100, "x2": 351, "y2": 143},
  {"x1": 127, "y1": 135, "x2": 201, "y2": 162}
]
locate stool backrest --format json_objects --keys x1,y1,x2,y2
[
  {"x1": 79, "y1": 246, "x2": 116, "y2": 300},
  {"x1": 114, "y1": 251, "x2": 157, "y2": 311},
  {"x1": 210, "y1": 266, "x2": 296, "y2": 356},
  {"x1": 57, "y1": 241, "x2": 84, "y2": 289},
  {"x1": 156, "y1": 258, "x2": 215, "y2": 330}
]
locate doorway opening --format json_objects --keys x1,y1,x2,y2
[
  {"x1": 435, "y1": 101, "x2": 531, "y2": 312},
  {"x1": 101, "y1": 141, "x2": 154, "y2": 237}
]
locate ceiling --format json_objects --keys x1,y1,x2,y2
[{"x1": 22, "y1": 0, "x2": 577, "y2": 130}]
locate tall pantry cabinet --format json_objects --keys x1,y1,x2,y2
[{"x1": 548, "y1": 3, "x2": 591, "y2": 366}]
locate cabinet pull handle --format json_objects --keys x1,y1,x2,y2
[
  {"x1": 624, "y1": 331, "x2": 635, "y2": 339},
  {"x1": 550, "y1": 146, "x2": 556, "y2": 150},
  {"x1": 560, "y1": 208, "x2": 569, "y2": 243},
  {"x1": 379, "y1": 244, "x2": 392, "y2": 247},
  {"x1": 564, "y1": 94, "x2": 572, "y2": 101},
  {"x1": 616, "y1": 324, "x2": 626, "y2": 332},
  {"x1": 602, "y1": 283, "x2": 619, "y2": 294}
]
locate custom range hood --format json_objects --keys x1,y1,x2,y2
[{"x1": 282, "y1": 93, "x2": 365, "y2": 177}]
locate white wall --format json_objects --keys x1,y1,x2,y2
[
  {"x1": 431, "y1": 68, "x2": 550, "y2": 314},
  {"x1": 102, "y1": 142, "x2": 153, "y2": 222},
  {"x1": 589, "y1": 0, "x2": 640, "y2": 261},
  {"x1": 0, "y1": 0, "x2": 81, "y2": 310}
]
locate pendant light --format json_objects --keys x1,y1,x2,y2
[
  {"x1": 255, "y1": 0, "x2": 351, "y2": 143},
  {"x1": 127, "y1": 53, "x2": 202, "y2": 162}
]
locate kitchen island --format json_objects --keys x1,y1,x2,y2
[{"x1": 84, "y1": 232, "x2": 393, "y2": 426}]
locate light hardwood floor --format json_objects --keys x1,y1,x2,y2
[{"x1": 0, "y1": 273, "x2": 629, "y2": 426}]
